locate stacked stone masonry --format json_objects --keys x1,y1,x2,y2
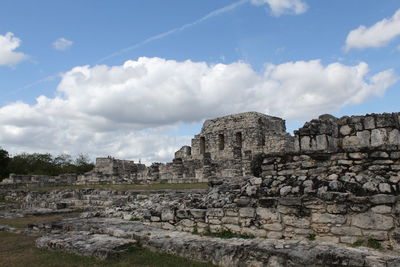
[{"x1": 2, "y1": 111, "x2": 400, "y2": 252}]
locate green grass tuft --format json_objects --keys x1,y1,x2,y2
[
  {"x1": 203, "y1": 229, "x2": 255, "y2": 239},
  {"x1": 307, "y1": 233, "x2": 316, "y2": 241}
]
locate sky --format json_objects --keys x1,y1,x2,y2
[{"x1": 0, "y1": 0, "x2": 400, "y2": 163}]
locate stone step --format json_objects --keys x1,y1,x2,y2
[
  {"x1": 33, "y1": 218, "x2": 400, "y2": 267},
  {"x1": 36, "y1": 231, "x2": 136, "y2": 260}
]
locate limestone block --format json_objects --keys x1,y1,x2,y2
[
  {"x1": 239, "y1": 207, "x2": 255, "y2": 218},
  {"x1": 311, "y1": 213, "x2": 346, "y2": 224},
  {"x1": 161, "y1": 222, "x2": 175, "y2": 230},
  {"x1": 362, "y1": 230, "x2": 389, "y2": 241},
  {"x1": 348, "y1": 152, "x2": 367, "y2": 159},
  {"x1": 326, "y1": 204, "x2": 347, "y2": 214},
  {"x1": 206, "y1": 208, "x2": 224, "y2": 217},
  {"x1": 266, "y1": 231, "x2": 283, "y2": 239},
  {"x1": 351, "y1": 213, "x2": 394, "y2": 230},
  {"x1": 331, "y1": 226, "x2": 362, "y2": 236},
  {"x1": 340, "y1": 125, "x2": 352, "y2": 136},
  {"x1": 362, "y1": 182, "x2": 378, "y2": 192},
  {"x1": 261, "y1": 223, "x2": 283, "y2": 231},
  {"x1": 208, "y1": 218, "x2": 222, "y2": 225},
  {"x1": 190, "y1": 209, "x2": 206, "y2": 219},
  {"x1": 280, "y1": 186, "x2": 292, "y2": 196},
  {"x1": 371, "y1": 129, "x2": 388, "y2": 146},
  {"x1": 378, "y1": 183, "x2": 391, "y2": 193},
  {"x1": 250, "y1": 177, "x2": 262, "y2": 185},
  {"x1": 369, "y1": 194, "x2": 396, "y2": 204},
  {"x1": 222, "y1": 224, "x2": 241, "y2": 233},
  {"x1": 221, "y1": 216, "x2": 239, "y2": 225},
  {"x1": 391, "y1": 152, "x2": 400, "y2": 159},
  {"x1": 340, "y1": 236, "x2": 360, "y2": 244},
  {"x1": 342, "y1": 136, "x2": 359, "y2": 148},
  {"x1": 363, "y1": 116, "x2": 375, "y2": 129},
  {"x1": 150, "y1": 216, "x2": 161, "y2": 222},
  {"x1": 161, "y1": 209, "x2": 175, "y2": 221},
  {"x1": 209, "y1": 224, "x2": 222, "y2": 233},
  {"x1": 300, "y1": 136, "x2": 311, "y2": 150},
  {"x1": 282, "y1": 215, "x2": 310, "y2": 228},
  {"x1": 225, "y1": 210, "x2": 239, "y2": 217},
  {"x1": 180, "y1": 219, "x2": 195, "y2": 228},
  {"x1": 316, "y1": 236, "x2": 339, "y2": 243},
  {"x1": 256, "y1": 208, "x2": 280, "y2": 222},
  {"x1": 389, "y1": 129, "x2": 400, "y2": 145},
  {"x1": 239, "y1": 218, "x2": 252, "y2": 227},
  {"x1": 241, "y1": 227, "x2": 267, "y2": 237},
  {"x1": 316, "y1": 135, "x2": 328, "y2": 150},
  {"x1": 311, "y1": 224, "x2": 331, "y2": 233},
  {"x1": 371, "y1": 205, "x2": 392, "y2": 214},
  {"x1": 294, "y1": 138, "x2": 300, "y2": 152},
  {"x1": 371, "y1": 151, "x2": 389, "y2": 158},
  {"x1": 356, "y1": 130, "x2": 371, "y2": 147}
]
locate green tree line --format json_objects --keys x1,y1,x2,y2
[{"x1": 0, "y1": 148, "x2": 94, "y2": 181}]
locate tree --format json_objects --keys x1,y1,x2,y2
[
  {"x1": 0, "y1": 148, "x2": 10, "y2": 180},
  {"x1": 74, "y1": 154, "x2": 94, "y2": 174}
]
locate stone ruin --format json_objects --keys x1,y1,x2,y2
[
  {"x1": 2, "y1": 111, "x2": 400, "y2": 266},
  {"x1": 78, "y1": 112, "x2": 295, "y2": 185}
]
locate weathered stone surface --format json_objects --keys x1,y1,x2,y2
[
  {"x1": 36, "y1": 231, "x2": 136, "y2": 259},
  {"x1": 371, "y1": 129, "x2": 387, "y2": 147},
  {"x1": 311, "y1": 213, "x2": 346, "y2": 224},
  {"x1": 161, "y1": 209, "x2": 175, "y2": 221},
  {"x1": 239, "y1": 207, "x2": 255, "y2": 218},
  {"x1": 352, "y1": 213, "x2": 394, "y2": 230},
  {"x1": 33, "y1": 218, "x2": 400, "y2": 267},
  {"x1": 282, "y1": 216, "x2": 310, "y2": 228}
]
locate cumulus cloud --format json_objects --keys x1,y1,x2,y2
[
  {"x1": 0, "y1": 57, "x2": 396, "y2": 162},
  {"x1": 250, "y1": 0, "x2": 308, "y2": 16},
  {"x1": 0, "y1": 32, "x2": 28, "y2": 66},
  {"x1": 345, "y1": 9, "x2": 400, "y2": 51},
  {"x1": 52, "y1": 37, "x2": 73, "y2": 51}
]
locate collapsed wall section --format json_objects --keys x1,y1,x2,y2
[{"x1": 295, "y1": 112, "x2": 400, "y2": 152}]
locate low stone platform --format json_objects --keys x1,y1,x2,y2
[
  {"x1": 36, "y1": 231, "x2": 136, "y2": 259},
  {"x1": 32, "y1": 217, "x2": 400, "y2": 267}
]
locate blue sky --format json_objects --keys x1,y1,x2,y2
[{"x1": 0, "y1": 0, "x2": 400, "y2": 163}]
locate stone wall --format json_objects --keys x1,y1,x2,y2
[
  {"x1": 10, "y1": 175, "x2": 400, "y2": 251},
  {"x1": 295, "y1": 112, "x2": 400, "y2": 152},
  {"x1": 0, "y1": 173, "x2": 77, "y2": 188}
]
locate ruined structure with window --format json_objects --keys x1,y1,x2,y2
[{"x1": 160, "y1": 112, "x2": 294, "y2": 181}]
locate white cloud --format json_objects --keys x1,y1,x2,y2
[
  {"x1": 345, "y1": 9, "x2": 400, "y2": 51},
  {"x1": 0, "y1": 57, "x2": 396, "y2": 162},
  {"x1": 52, "y1": 37, "x2": 73, "y2": 51},
  {"x1": 250, "y1": 0, "x2": 308, "y2": 16},
  {"x1": 0, "y1": 32, "x2": 28, "y2": 66}
]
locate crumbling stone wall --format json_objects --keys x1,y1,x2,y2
[
  {"x1": 0, "y1": 173, "x2": 77, "y2": 188},
  {"x1": 295, "y1": 112, "x2": 400, "y2": 152},
  {"x1": 12, "y1": 175, "x2": 400, "y2": 250},
  {"x1": 76, "y1": 157, "x2": 151, "y2": 185}
]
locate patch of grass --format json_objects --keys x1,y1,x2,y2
[
  {"x1": 203, "y1": 229, "x2": 255, "y2": 239},
  {"x1": 0, "y1": 232, "x2": 216, "y2": 267},
  {"x1": 20, "y1": 182, "x2": 209, "y2": 192},
  {"x1": 351, "y1": 238, "x2": 383, "y2": 250},
  {"x1": 351, "y1": 239, "x2": 364, "y2": 247},
  {"x1": 307, "y1": 233, "x2": 316, "y2": 241},
  {"x1": 0, "y1": 213, "x2": 78, "y2": 229},
  {"x1": 129, "y1": 217, "x2": 141, "y2": 222},
  {"x1": 367, "y1": 237, "x2": 382, "y2": 250}
]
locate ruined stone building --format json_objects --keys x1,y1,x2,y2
[
  {"x1": 73, "y1": 111, "x2": 400, "y2": 184},
  {"x1": 74, "y1": 112, "x2": 295, "y2": 184},
  {"x1": 3, "y1": 111, "x2": 400, "y2": 187}
]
